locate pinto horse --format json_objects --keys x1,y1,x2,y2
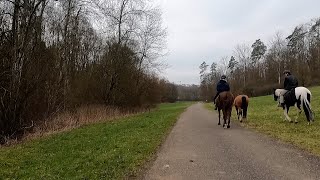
[
  {"x1": 234, "y1": 95, "x2": 249, "y2": 122},
  {"x1": 273, "y1": 87, "x2": 314, "y2": 124},
  {"x1": 216, "y1": 91, "x2": 234, "y2": 128}
]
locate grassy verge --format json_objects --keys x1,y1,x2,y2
[
  {"x1": 205, "y1": 86, "x2": 320, "y2": 156},
  {"x1": 0, "y1": 102, "x2": 192, "y2": 179},
  {"x1": 204, "y1": 102, "x2": 214, "y2": 111}
]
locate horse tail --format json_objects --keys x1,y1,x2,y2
[
  {"x1": 241, "y1": 96, "x2": 247, "y2": 118},
  {"x1": 302, "y1": 92, "x2": 314, "y2": 122}
]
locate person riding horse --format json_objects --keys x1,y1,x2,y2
[
  {"x1": 213, "y1": 75, "x2": 230, "y2": 110},
  {"x1": 279, "y1": 70, "x2": 299, "y2": 107}
]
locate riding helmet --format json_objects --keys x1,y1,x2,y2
[{"x1": 283, "y1": 70, "x2": 291, "y2": 75}]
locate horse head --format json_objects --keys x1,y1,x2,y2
[
  {"x1": 273, "y1": 88, "x2": 277, "y2": 101},
  {"x1": 273, "y1": 88, "x2": 286, "y2": 101}
]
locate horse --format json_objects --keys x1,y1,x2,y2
[
  {"x1": 273, "y1": 87, "x2": 314, "y2": 124},
  {"x1": 216, "y1": 91, "x2": 234, "y2": 128},
  {"x1": 234, "y1": 95, "x2": 249, "y2": 122}
]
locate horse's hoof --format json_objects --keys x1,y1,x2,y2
[
  {"x1": 294, "y1": 121, "x2": 298, "y2": 124},
  {"x1": 227, "y1": 125, "x2": 230, "y2": 128},
  {"x1": 240, "y1": 120, "x2": 242, "y2": 123},
  {"x1": 218, "y1": 123, "x2": 221, "y2": 125}
]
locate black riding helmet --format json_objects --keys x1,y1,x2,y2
[{"x1": 283, "y1": 70, "x2": 291, "y2": 75}]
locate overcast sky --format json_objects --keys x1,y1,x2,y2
[{"x1": 154, "y1": 0, "x2": 320, "y2": 85}]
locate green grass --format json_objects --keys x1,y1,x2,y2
[
  {"x1": 204, "y1": 103, "x2": 214, "y2": 111},
  {"x1": 205, "y1": 86, "x2": 320, "y2": 156},
  {"x1": 0, "y1": 102, "x2": 192, "y2": 179}
]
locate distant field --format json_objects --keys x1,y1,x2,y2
[
  {"x1": 0, "y1": 102, "x2": 192, "y2": 179},
  {"x1": 205, "y1": 86, "x2": 320, "y2": 156}
]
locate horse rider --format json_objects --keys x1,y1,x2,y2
[
  {"x1": 213, "y1": 75, "x2": 230, "y2": 110},
  {"x1": 279, "y1": 70, "x2": 299, "y2": 107}
]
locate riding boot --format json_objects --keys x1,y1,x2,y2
[{"x1": 213, "y1": 96, "x2": 217, "y2": 110}]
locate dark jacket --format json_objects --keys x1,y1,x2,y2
[
  {"x1": 284, "y1": 75, "x2": 298, "y2": 90},
  {"x1": 216, "y1": 80, "x2": 230, "y2": 92},
  {"x1": 213, "y1": 80, "x2": 230, "y2": 102}
]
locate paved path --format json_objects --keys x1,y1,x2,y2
[{"x1": 144, "y1": 103, "x2": 320, "y2": 180}]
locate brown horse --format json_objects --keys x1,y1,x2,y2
[
  {"x1": 234, "y1": 95, "x2": 249, "y2": 122},
  {"x1": 216, "y1": 91, "x2": 234, "y2": 128}
]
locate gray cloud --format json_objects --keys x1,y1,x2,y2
[{"x1": 156, "y1": 0, "x2": 320, "y2": 84}]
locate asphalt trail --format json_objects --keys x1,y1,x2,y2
[{"x1": 144, "y1": 103, "x2": 320, "y2": 180}]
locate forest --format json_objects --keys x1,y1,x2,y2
[
  {"x1": 199, "y1": 17, "x2": 320, "y2": 101},
  {"x1": 0, "y1": 0, "x2": 178, "y2": 142}
]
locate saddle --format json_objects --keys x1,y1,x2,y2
[{"x1": 284, "y1": 88, "x2": 296, "y2": 106}]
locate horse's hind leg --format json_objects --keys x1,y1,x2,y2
[
  {"x1": 223, "y1": 110, "x2": 227, "y2": 128},
  {"x1": 218, "y1": 109, "x2": 221, "y2": 125},
  {"x1": 227, "y1": 108, "x2": 231, "y2": 128},
  {"x1": 283, "y1": 106, "x2": 292, "y2": 123},
  {"x1": 294, "y1": 104, "x2": 302, "y2": 124},
  {"x1": 236, "y1": 107, "x2": 239, "y2": 120}
]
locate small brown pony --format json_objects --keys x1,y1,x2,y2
[
  {"x1": 234, "y1": 95, "x2": 249, "y2": 122},
  {"x1": 216, "y1": 91, "x2": 234, "y2": 128}
]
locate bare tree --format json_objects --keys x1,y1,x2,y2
[
  {"x1": 267, "y1": 32, "x2": 287, "y2": 84},
  {"x1": 234, "y1": 44, "x2": 250, "y2": 86},
  {"x1": 0, "y1": 0, "x2": 168, "y2": 142}
]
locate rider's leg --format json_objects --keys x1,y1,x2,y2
[
  {"x1": 213, "y1": 92, "x2": 219, "y2": 110},
  {"x1": 213, "y1": 92, "x2": 219, "y2": 104}
]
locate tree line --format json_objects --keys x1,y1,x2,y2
[
  {"x1": 0, "y1": 0, "x2": 175, "y2": 142},
  {"x1": 200, "y1": 17, "x2": 320, "y2": 101}
]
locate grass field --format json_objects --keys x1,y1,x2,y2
[
  {"x1": 0, "y1": 102, "x2": 192, "y2": 179},
  {"x1": 205, "y1": 86, "x2": 320, "y2": 156}
]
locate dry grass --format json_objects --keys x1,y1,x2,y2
[{"x1": 3, "y1": 105, "x2": 149, "y2": 146}]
